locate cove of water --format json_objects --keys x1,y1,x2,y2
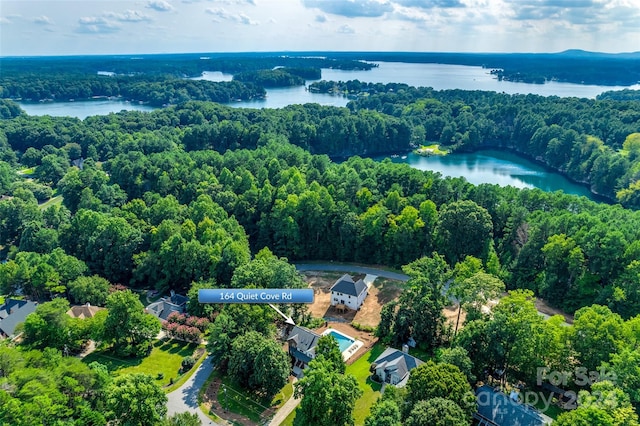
[
  {"x1": 377, "y1": 149, "x2": 597, "y2": 200},
  {"x1": 17, "y1": 99, "x2": 155, "y2": 120},
  {"x1": 19, "y1": 62, "x2": 639, "y2": 117}
]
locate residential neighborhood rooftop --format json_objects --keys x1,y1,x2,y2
[
  {"x1": 0, "y1": 298, "x2": 38, "y2": 338},
  {"x1": 330, "y1": 274, "x2": 367, "y2": 297}
]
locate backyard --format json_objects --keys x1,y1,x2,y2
[
  {"x1": 280, "y1": 343, "x2": 385, "y2": 426},
  {"x1": 82, "y1": 339, "x2": 202, "y2": 389},
  {"x1": 303, "y1": 270, "x2": 405, "y2": 328},
  {"x1": 200, "y1": 371, "x2": 295, "y2": 425}
]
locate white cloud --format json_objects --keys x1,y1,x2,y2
[
  {"x1": 206, "y1": 7, "x2": 259, "y2": 24},
  {"x1": 337, "y1": 24, "x2": 355, "y2": 33},
  {"x1": 0, "y1": 16, "x2": 12, "y2": 24},
  {"x1": 303, "y1": 0, "x2": 393, "y2": 18},
  {"x1": 147, "y1": 0, "x2": 175, "y2": 12},
  {"x1": 33, "y1": 15, "x2": 53, "y2": 25},
  {"x1": 76, "y1": 16, "x2": 121, "y2": 33},
  {"x1": 393, "y1": 0, "x2": 465, "y2": 8},
  {"x1": 104, "y1": 10, "x2": 152, "y2": 23}
]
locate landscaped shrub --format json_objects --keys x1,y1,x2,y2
[
  {"x1": 164, "y1": 313, "x2": 209, "y2": 340},
  {"x1": 181, "y1": 356, "x2": 196, "y2": 372}
]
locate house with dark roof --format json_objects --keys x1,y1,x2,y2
[
  {"x1": 371, "y1": 347, "x2": 425, "y2": 387},
  {"x1": 145, "y1": 291, "x2": 188, "y2": 321},
  {"x1": 330, "y1": 274, "x2": 368, "y2": 311},
  {"x1": 0, "y1": 298, "x2": 38, "y2": 338},
  {"x1": 475, "y1": 385, "x2": 552, "y2": 426},
  {"x1": 286, "y1": 325, "x2": 321, "y2": 376}
]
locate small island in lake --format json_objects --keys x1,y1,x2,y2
[{"x1": 415, "y1": 144, "x2": 448, "y2": 156}]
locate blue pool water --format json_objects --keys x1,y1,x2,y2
[{"x1": 328, "y1": 330, "x2": 354, "y2": 353}]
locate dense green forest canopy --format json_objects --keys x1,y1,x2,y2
[
  {"x1": 2, "y1": 98, "x2": 640, "y2": 316},
  {"x1": 0, "y1": 53, "x2": 375, "y2": 77},
  {"x1": 0, "y1": 75, "x2": 266, "y2": 106},
  {"x1": 3, "y1": 56, "x2": 640, "y2": 425}
]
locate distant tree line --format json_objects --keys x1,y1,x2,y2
[
  {"x1": 0, "y1": 54, "x2": 375, "y2": 78},
  {"x1": 0, "y1": 75, "x2": 265, "y2": 106},
  {"x1": 233, "y1": 67, "x2": 320, "y2": 87}
]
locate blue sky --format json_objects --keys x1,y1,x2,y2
[{"x1": 1, "y1": 0, "x2": 639, "y2": 56}]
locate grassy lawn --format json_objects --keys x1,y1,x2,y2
[
  {"x1": 18, "y1": 167, "x2": 35, "y2": 175},
  {"x1": 408, "y1": 346, "x2": 433, "y2": 362},
  {"x1": 281, "y1": 410, "x2": 295, "y2": 426},
  {"x1": 271, "y1": 379, "x2": 294, "y2": 409},
  {"x1": 38, "y1": 195, "x2": 63, "y2": 210},
  {"x1": 415, "y1": 143, "x2": 448, "y2": 156},
  {"x1": 214, "y1": 371, "x2": 272, "y2": 423},
  {"x1": 83, "y1": 339, "x2": 198, "y2": 388},
  {"x1": 529, "y1": 390, "x2": 565, "y2": 419},
  {"x1": 283, "y1": 344, "x2": 385, "y2": 425},
  {"x1": 346, "y1": 343, "x2": 385, "y2": 425}
]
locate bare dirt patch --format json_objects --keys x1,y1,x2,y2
[
  {"x1": 303, "y1": 271, "x2": 404, "y2": 328},
  {"x1": 535, "y1": 298, "x2": 574, "y2": 324},
  {"x1": 444, "y1": 304, "x2": 466, "y2": 330}
]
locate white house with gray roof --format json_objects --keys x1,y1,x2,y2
[
  {"x1": 330, "y1": 274, "x2": 368, "y2": 311},
  {"x1": 372, "y1": 347, "x2": 425, "y2": 387}
]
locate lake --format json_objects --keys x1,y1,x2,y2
[
  {"x1": 204, "y1": 62, "x2": 640, "y2": 109},
  {"x1": 15, "y1": 61, "x2": 628, "y2": 201},
  {"x1": 17, "y1": 99, "x2": 155, "y2": 120},
  {"x1": 19, "y1": 62, "x2": 640, "y2": 116},
  {"x1": 376, "y1": 149, "x2": 598, "y2": 200}
]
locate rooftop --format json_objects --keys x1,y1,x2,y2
[{"x1": 330, "y1": 274, "x2": 367, "y2": 297}]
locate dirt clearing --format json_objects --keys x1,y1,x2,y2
[{"x1": 303, "y1": 271, "x2": 405, "y2": 328}]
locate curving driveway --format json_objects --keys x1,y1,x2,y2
[{"x1": 166, "y1": 355, "x2": 221, "y2": 425}]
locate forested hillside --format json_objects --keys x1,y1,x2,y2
[{"x1": 2, "y1": 97, "x2": 640, "y2": 315}]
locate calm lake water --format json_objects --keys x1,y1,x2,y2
[
  {"x1": 376, "y1": 149, "x2": 597, "y2": 200},
  {"x1": 16, "y1": 61, "x2": 628, "y2": 199},
  {"x1": 17, "y1": 99, "x2": 155, "y2": 120},
  {"x1": 19, "y1": 62, "x2": 640, "y2": 116}
]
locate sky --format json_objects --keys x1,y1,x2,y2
[{"x1": 1, "y1": 0, "x2": 639, "y2": 56}]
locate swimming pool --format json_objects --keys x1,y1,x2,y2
[
  {"x1": 321, "y1": 328, "x2": 364, "y2": 361},
  {"x1": 327, "y1": 330, "x2": 354, "y2": 352}
]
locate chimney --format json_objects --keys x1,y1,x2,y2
[{"x1": 402, "y1": 344, "x2": 409, "y2": 353}]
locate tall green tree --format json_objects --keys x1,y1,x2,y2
[
  {"x1": 364, "y1": 399, "x2": 402, "y2": 426},
  {"x1": 22, "y1": 298, "x2": 88, "y2": 353},
  {"x1": 315, "y1": 334, "x2": 346, "y2": 374},
  {"x1": 68, "y1": 275, "x2": 110, "y2": 306},
  {"x1": 293, "y1": 358, "x2": 362, "y2": 426},
  {"x1": 571, "y1": 304, "x2": 625, "y2": 372},
  {"x1": 227, "y1": 331, "x2": 289, "y2": 400},
  {"x1": 405, "y1": 361, "x2": 476, "y2": 421},
  {"x1": 105, "y1": 373, "x2": 167, "y2": 426},
  {"x1": 436, "y1": 200, "x2": 493, "y2": 264},
  {"x1": 405, "y1": 398, "x2": 468, "y2": 426},
  {"x1": 206, "y1": 303, "x2": 276, "y2": 371},
  {"x1": 102, "y1": 290, "x2": 161, "y2": 356}
]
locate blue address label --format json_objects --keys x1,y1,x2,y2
[{"x1": 198, "y1": 289, "x2": 314, "y2": 304}]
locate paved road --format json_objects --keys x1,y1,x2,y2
[
  {"x1": 166, "y1": 355, "x2": 220, "y2": 425},
  {"x1": 268, "y1": 378, "x2": 299, "y2": 426},
  {"x1": 295, "y1": 263, "x2": 409, "y2": 282}
]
